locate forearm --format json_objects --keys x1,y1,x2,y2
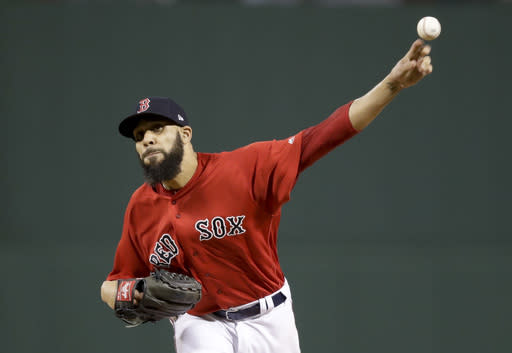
[
  {"x1": 100, "y1": 280, "x2": 117, "y2": 310},
  {"x1": 349, "y1": 39, "x2": 433, "y2": 131},
  {"x1": 348, "y1": 73, "x2": 402, "y2": 131}
]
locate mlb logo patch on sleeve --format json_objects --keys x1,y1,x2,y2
[{"x1": 116, "y1": 280, "x2": 136, "y2": 302}]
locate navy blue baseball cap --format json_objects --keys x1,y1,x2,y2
[{"x1": 119, "y1": 97, "x2": 189, "y2": 139}]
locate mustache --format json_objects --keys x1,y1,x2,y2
[{"x1": 142, "y1": 148, "x2": 165, "y2": 159}]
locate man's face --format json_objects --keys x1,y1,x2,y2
[{"x1": 133, "y1": 119, "x2": 184, "y2": 185}]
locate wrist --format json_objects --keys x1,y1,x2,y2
[
  {"x1": 101, "y1": 280, "x2": 118, "y2": 310},
  {"x1": 384, "y1": 75, "x2": 405, "y2": 94}
]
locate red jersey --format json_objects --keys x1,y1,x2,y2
[{"x1": 107, "y1": 103, "x2": 358, "y2": 316}]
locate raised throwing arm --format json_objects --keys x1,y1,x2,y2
[{"x1": 349, "y1": 39, "x2": 433, "y2": 131}]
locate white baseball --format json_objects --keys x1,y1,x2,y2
[{"x1": 417, "y1": 16, "x2": 441, "y2": 41}]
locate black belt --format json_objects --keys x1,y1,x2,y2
[{"x1": 213, "y1": 291, "x2": 287, "y2": 321}]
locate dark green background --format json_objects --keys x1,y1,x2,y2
[{"x1": 1, "y1": 3, "x2": 511, "y2": 353}]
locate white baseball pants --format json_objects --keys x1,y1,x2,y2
[{"x1": 171, "y1": 280, "x2": 301, "y2": 353}]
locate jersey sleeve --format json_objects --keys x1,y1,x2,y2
[
  {"x1": 299, "y1": 102, "x2": 359, "y2": 173},
  {"x1": 246, "y1": 102, "x2": 358, "y2": 213},
  {"x1": 245, "y1": 133, "x2": 304, "y2": 214},
  {"x1": 106, "y1": 199, "x2": 151, "y2": 280}
]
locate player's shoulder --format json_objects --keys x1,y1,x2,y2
[
  {"x1": 209, "y1": 141, "x2": 271, "y2": 166},
  {"x1": 210, "y1": 133, "x2": 300, "y2": 165},
  {"x1": 132, "y1": 183, "x2": 152, "y2": 196},
  {"x1": 127, "y1": 183, "x2": 156, "y2": 205},
  {"x1": 222, "y1": 139, "x2": 275, "y2": 156},
  {"x1": 226, "y1": 133, "x2": 302, "y2": 157}
]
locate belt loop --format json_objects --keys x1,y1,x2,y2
[
  {"x1": 258, "y1": 298, "x2": 267, "y2": 315},
  {"x1": 265, "y1": 294, "x2": 275, "y2": 311}
]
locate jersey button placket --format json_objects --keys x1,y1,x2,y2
[{"x1": 170, "y1": 198, "x2": 180, "y2": 218}]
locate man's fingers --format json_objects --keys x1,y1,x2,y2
[
  {"x1": 133, "y1": 289, "x2": 144, "y2": 305},
  {"x1": 419, "y1": 56, "x2": 433, "y2": 74},
  {"x1": 406, "y1": 39, "x2": 425, "y2": 60},
  {"x1": 407, "y1": 60, "x2": 417, "y2": 71},
  {"x1": 421, "y1": 45, "x2": 431, "y2": 57}
]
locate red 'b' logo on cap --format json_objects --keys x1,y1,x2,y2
[{"x1": 137, "y1": 98, "x2": 150, "y2": 113}]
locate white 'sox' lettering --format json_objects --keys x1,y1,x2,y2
[{"x1": 196, "y1": 215, "x2": 246, "y2": 241}]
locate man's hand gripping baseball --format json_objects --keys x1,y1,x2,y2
[
  {"x1": 387, "y1": 39, "x2": 433, "y2": 91},
  {"x1": 348, "y1": 39, "x2": 434, "y2": 131}
]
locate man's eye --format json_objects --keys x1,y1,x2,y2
[
  {"x1": 153, "y1": 126, "x2": 164, "y2": 133},
  {"x1": 134, "y1": 132, "x2": 144, "y2": 142}
]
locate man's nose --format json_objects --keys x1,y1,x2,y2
[{"x1": 142, "y1": 131, "x2": 156, "y2": 146}]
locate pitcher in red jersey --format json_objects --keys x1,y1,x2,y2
[{"x1": 101, "y1": 40, "x2": 433, "y2": 353}]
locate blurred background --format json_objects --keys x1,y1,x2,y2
[{"x1": 1, "y1": 1, "x2": 511, "y2": 353}]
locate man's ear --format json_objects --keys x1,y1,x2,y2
[{"x1": 180, "y1": 126, "x2": 193, "y2": 144}]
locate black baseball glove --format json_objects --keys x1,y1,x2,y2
[{"x1": 114, "y1": 269, "x2": 202, "y2": 327}]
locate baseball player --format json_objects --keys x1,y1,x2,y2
[{"x1": 101, "y1": 40, "x2": 433, "y2": 352}]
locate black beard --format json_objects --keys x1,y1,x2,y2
[{"x1": 139, "y1": 132, "x2": 184, "y2": 186}]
